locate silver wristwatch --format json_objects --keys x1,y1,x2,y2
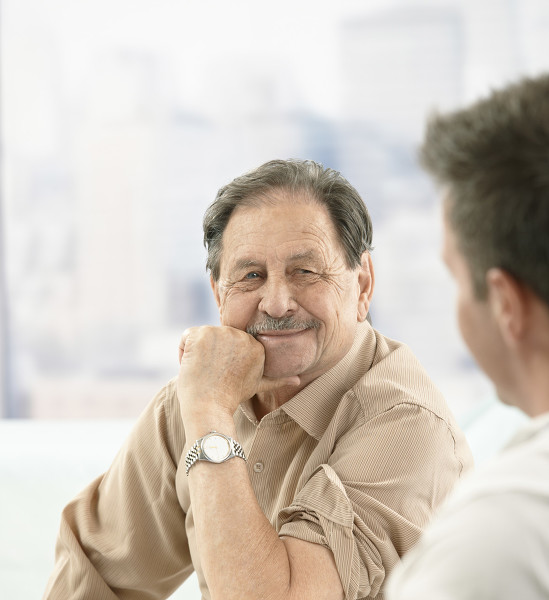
[{"x1": 185, "y1": 431, "x2": 247, "y2": 475}]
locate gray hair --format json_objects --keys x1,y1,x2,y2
[{"x1": 203, "y1": 159, "x2": 373, "y2": 281}]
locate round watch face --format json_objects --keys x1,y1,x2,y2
[{"x1": 202, "y1": 434, "x2": 231, "y2": 462}]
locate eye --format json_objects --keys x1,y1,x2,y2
[
  {"x1": 296, "y1": 268, "x2": 313, "y2": 275},
  {"x1": 245, "y1": 272, "x2": 260, "y2": 279}
]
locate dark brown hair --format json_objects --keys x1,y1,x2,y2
[{"x1": 420, "y1": 74, "x2": 549, "y2": 306}]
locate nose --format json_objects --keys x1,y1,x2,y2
[{"x1": 257, "y1": 276, "x2": 298, "y2": 318}]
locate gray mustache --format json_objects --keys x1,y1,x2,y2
[{"x1": 247, "y1": 316, "x2": 320, "y2": 337}]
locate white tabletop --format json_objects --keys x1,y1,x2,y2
[{"x1": 0, "y1": 419, "x2": 200, "y2": 600}]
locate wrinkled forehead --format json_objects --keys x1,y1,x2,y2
[{"x1": 219, "y1": 193, "x2": 343, "y2": 272}]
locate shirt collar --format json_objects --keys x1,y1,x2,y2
[{"x1": 280, "y1": 321, "x2": 377, "y2": 440}]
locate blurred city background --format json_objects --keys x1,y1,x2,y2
[
  {"x1": 2, "y1": 0, "x2": 549, "y2": 422},
  {"x1": 2, "y1": 0, "x2": 547, "y2": 598}
]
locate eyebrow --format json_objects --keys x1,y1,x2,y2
[
  {"x1": 232, "y1": 258, "x2": 264, "y2": 272},
  {"x1": 230, "y1": 250, "x2": 322, "y2": 274}
]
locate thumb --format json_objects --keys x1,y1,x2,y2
[{"x1": 178, "y1": 328, "x2": 192, "y2": 364}]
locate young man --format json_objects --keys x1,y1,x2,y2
[{"x1": 388, "y1": 74, "x2": 549, "y2": 599}]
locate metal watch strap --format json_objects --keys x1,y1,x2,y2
[
  {"x1": 184, "y1": 439, "x2": 202, "y2": 475},
  {"x1": 185, "y1": 432, "x2": 246, "y2": 475},
  {"x1": 231, "y1": 438, "x2": 247, "y2": 461}
]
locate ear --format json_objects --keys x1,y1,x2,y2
[
  {"x1": 357, "y1": 252, "x2": 375, "y2": 322},
  {"x1": 486, "y1": 268, "x2": 527, "y2": 347}
]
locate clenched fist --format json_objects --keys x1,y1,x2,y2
[{"x1": 177, "y1": 326, "x2": 299, "y2": 428}]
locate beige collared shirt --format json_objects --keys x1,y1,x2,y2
[{"x1": 44, "y1": 322, "x2": 472, "y2": 600}]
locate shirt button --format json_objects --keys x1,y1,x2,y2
[{"x1": 253, "y1": 462, "x2": 264, "y2": 473}]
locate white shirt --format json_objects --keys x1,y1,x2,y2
[{"x1": 386, "y1": 411, "x2": 549, "y2": 600}]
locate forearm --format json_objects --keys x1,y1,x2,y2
[
  {"x1": 184, "y1": 418, "x2": 292, "y2": 600},
  {"x1": 178, "y1": 327, "x2": 343, "y2": 600}
]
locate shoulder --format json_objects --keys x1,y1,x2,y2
[
  {"x1": 448, "y1": 424, "x2": 549, "y2": 504},
  {"x1": 354, "y1": 329, "x2": 448, "y2": 419},
  {"x1": 388, "y1": 453, "x2": 549, "y2": 599},
  {"x1": 321, "y1": 327, "x2": 473, "y2": 475},
  {"x1": 353, "y1": 330, "x2": 471, "y2": 464}
]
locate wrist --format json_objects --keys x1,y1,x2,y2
[{"x1": 181, "y1": 408, "x2": 237, "y2": 448}]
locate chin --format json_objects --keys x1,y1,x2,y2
[{"x1": 262, "y1": 355, "x2": 309, "y2": 379}]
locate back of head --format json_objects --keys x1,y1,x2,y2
[
  {"x1": 420, "y1": 74, "x2": 549, "y2": 308},
  {"x1": 203, "y1": 159, "x2": 373, "y2": 280}
]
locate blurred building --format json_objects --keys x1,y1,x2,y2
[
  {"x1": 3, "y1": 41, "x2": 339, "y2": 417},
  {"x1": 3, "y1": 0, "x2": 549, "y2": 418},
  {"x1": 339, "y1": 6, "x2": 463, "y2": 141}
]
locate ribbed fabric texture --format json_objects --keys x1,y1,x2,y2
[{"x1": 43, "y1": 321, "x2": 473, "y2": 600}]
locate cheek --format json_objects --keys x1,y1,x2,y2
[
  {"x1": 306, "y1": 286, "x2": 357, "y2": 338},
  {"x1": 456, "y1": 296, "x2": 475, "y2": 347},
  {"x1": 300, "y1": 287, "x2": 335, "y2": 323},
  {"x1": 219, "y1": 292, "x2": 258, "y2": 328},
  {"x1": 456, "y1": 294, "x2": 493, "y2": 373}
]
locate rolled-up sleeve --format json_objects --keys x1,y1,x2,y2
[
  {"x1": 278, "y1": 463, "x2": 386, "y2": 599},
  {"x1": 278, "y1": 402, "x2": 466, "y2": 599}
]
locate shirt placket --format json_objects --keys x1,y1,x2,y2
[{"x1": 245, "y1": 413, "x2": 304, "y2": 525}]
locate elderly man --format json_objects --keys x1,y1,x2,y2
[
  {"x1": 387, "y1": 75, "x2": 549, "y2": 599},
  {"x1": 44, "y1": 159, "x2": 472, "y2": 600}
]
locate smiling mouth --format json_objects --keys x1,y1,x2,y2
[
  {"x1": 255, "y1": 329, "x2": 313, "y2": 345},
  {"x1": 257, "y1": 329, "x2": 307, "y2": 337}
]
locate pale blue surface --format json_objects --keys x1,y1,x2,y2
[
  {"x1": 459, "y1": 397, "x2": 529, "y2": 464},
  {"x1": 0, "y1": 402, "x2": 527, "y2": 600},
  {"x1": 0, "y1": 420, "x2": 200, "y2": 600}
]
